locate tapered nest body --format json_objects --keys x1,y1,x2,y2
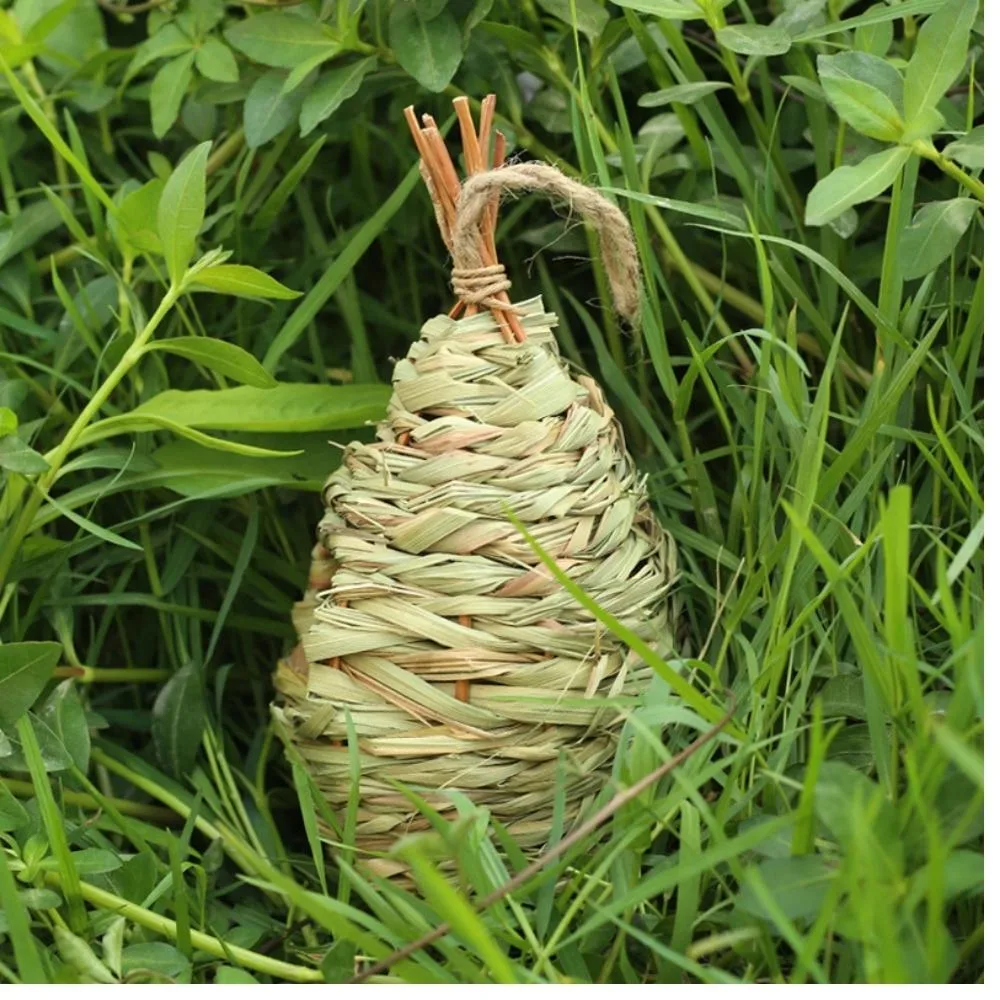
[{"x1": 271, "y1": 98, "x2": 677, "y2": 878}]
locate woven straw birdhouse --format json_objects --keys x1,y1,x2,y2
[{"x1": 272, "y1": 97, "x2": 676, "y2": 878}]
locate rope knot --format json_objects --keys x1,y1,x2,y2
[{"x1": 451, "y1": 263, "x2": 512, "y2": 310}]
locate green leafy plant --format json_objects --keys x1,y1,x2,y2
[{"x1": 0, "y1": 0, "x2": 983, "y2": 986}]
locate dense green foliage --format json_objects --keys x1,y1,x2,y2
[{"x1": 0, "y1": 0, "x2": 984, "y2": 984}]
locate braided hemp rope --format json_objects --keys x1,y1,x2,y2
[{"x1": 451, "y1": 162, "x2": 643, "y2": 326}]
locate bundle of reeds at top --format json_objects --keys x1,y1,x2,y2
[{"x1": 272, "y1": 95, "x2": 676, "y2": 879}]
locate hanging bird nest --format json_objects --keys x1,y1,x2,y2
[{"x1": 272, "y1": 96, "x2": 677, "y2": 879}]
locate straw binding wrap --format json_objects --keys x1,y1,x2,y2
[{"x1": 272, "y1": 98, "x2": 676, "y2": 879}]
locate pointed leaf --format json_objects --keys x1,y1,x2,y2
[
  {"x1": 244, "y1": 70, "x2": 301, "y2": 148},
  {"x1": 124, "y1": 23, "x2": 192, "y2": 84},
  {"x1": 903, "y1": 0, "x2": 978, "y2": 127},
  {"x1": 898, "y1": 198, "x2": 978, "y2": 279},
  {"x1": 0, "y1": 780, "x2": 30, "y2": 832},
  {"x1": 114, "y1": 178, "x2": 165, "y2": 255},
  {"x1": 157, "y1": 141, "x2": 212, "y2": 285},
  {"x1": 0, "y1": 642, "x2": 62, "y2": 730},
  {"x1": 805, "y1": 146, "x2": 910, "y2": 226},
  {"x1": 187, "y1": 263, "x2": 301, "y2": 300},
  {"x1": 943, "y1": 125, "x2": 983, "y2": 169},
  {"x1": 716, "y1": 24, "x2": 791, "y2": 56},
  {"x1": 147, "y1": 336, "x2": 278, "y2": 388},
  {"x1": 225, "y1": 11, "x2": 339, "y2": 69},
  {"x1": 299, "y1": 56, "x2": 377, "y2": 136},
  {"x1": 37, "y1": 680, "x2": 90, "y2": 772},
  {"x1": 638, "y1": 81, "x2": 732, "y2": 107},
  {"x1": 0, "y1": 436, "x2": 50, "y2": 474},
  {"x1": 389, "y1": 4, "x2": 462, "y2": 92},
  {"x1": 152, "y1": 666, "x2": 204, "y2": 778},
  {"x1": 150, "y1": 52, "x2": 195, "y2": 140},
  {"x1": 194, "y1": 36, "x2": 238, "y2": 83},
  {"x1": 818, "y1": 52, "x2": 904, "y2": 141},
  {"x1": 130, "y1": 382, "x2": 391, "y2": 433}
]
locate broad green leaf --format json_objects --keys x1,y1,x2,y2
[
  {"x1": 124, "y1": 23, "x2": 192, "y2": 84},
  {"x1": 60, "y1": 849, "x2": 122, "y2": 876},
  {"x1": 37, "y1": 680, "x2": 89, "y2": 772},
  {"x1": 0, "y1": 406, "x2": 18, "y2": 436},
  {"x1": 0, "y1": 780, "x2": 29, "y2": 831},
  {"x1": 638, "y1": 81, "x2": 732, "y2": 107},
  {"x1": 814, "y1": 762, "x2": 899, "y2": 850},
  {"x1": 854, "y1": 2, "x2": 893, "y2": 55},
  {"x1": 120, "y1": 942, "x2": 191, "y2": 983},
  {"x1": 194, "y1": 36, "x2": 239, "y2": 83},
  {"x1": 147, "y1": 336, "x2": 278, "y2": 389},
  {"x1": 102, "y1": 918, "x2": 125, "y2": 980},
  {"x1": 188, "y1": 0, "x2": 226, "y2": 34},
  {"x1": 0, "y1": 642, "x2": 61, "y2": 730},
  {"x1": 903, "y1": 0, "x2": 978, "y2": 128},
  {"x1": 187, "y1": 263, "x2": 301, "y2": 300},
  {"x1": 150, "y1": 433, "x2": 341, "y2": 497},
  {"x1": 243, "y1": 70, "x2": 302, "y2": 149},
  {"x1": 300, "y1": 56, "x2": 377, "y2": 136},
  {"x1": 54, "y1": 927, "x2": 117, "y2": 984},
  {"x1": 389, "y1": 3, "x2": 462, "y2": 92},
  {"x1": 898, "y1": 198, "x2": 978, "y2": 279},
  {"x1": 716, "y1": 24, "x2": 792, "y2": 57},
  {"x1": 608, "y1": 0, "x2": 703, "y2": 16},
  {"x1": 0, "y1": 435, "x2": 49, "y2": 474},
  {"x1": 0, "y1": 712, "x2": 74, "y2": 773},
  {"x1": 157, "y1": 141, "x2": 212, "y2": 285},
  {"x1": 224, "y1": 11, "x2": 339, "y2": 69},
  {"x1": 818, "y1": 52, "x2": 904, "y2": 141},
  {"x1": 0, "y1": 200, "x2": 63, "y2": 268},
  {"x1": 943, "y1": 125, "x2": 984, "y2": 169},
  {"x1": 114, "y1": 178, "x2": 165, "y2": 255},
  {"x1": 216, "y1": 967, "x2": 259, "y2": 984},
  {"x1": 129, "y1": 383, "x2": 391, "y2": 433},
  {"x1": 782, "y1": 74, "x2": 826, "y2": 102},
  {"x1": 900, "y1": 105, "x2": 946, "y2": 141},
  {"x1": 772, "y1": 0, "x2": 827, "y2": 37},
  {"x1": 152, "y1": 665, "x2": 204, "y2": 778},
  {"x1": 805, "y1": 146, "x2": 910, "y2": 226},
  {"x1": 15, "y1": 0, "x2": 106, "y2": 74},
  {"x1": 537, "y1": 0, "x2": 609, "y2": 39},
  {"x1": 78, "y1": 412, "x2": 303, "y2": 458},
  {"x1": 150, "y1": 52, "x2": 195, "y2": 140},
  {"x1": 736, "y1": 856, "x2": 838, "y2": 923},
  {"x1": 281, "y1": 46, "x2": 342, "y2": 94}
]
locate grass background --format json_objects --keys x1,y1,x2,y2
[{"x1": 0, "y1": 0, "x2": 985, "y2": 984}]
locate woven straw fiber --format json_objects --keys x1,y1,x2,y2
[{"x1": 273, "y1": 295, "x2": 676, "y2": 876}]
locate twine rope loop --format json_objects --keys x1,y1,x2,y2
[{"x1": 451, "y1": 162, "x2": 642, "y2": 327}]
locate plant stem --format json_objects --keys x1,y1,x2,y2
[
  {"x1": 89, "y1": 747, "x2": 266, "y2": 882},
  {"x1": 911, "y1": 140, "x2": 985, "y2": 201},
  {"x1": 53, "y1": 666, "x2": 172, "y2": 683},
  {"x1": 0, "y1": 776, "x2": 179, "y2": 823},
  {"x1": 42, "y1": 872, "x2": 324, "y2": 983},
  {"x1": 0, "y1": 285, "x2": 180, "y2": 590}
]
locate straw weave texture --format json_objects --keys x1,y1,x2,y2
[{"x1": 273, "y1": 297, "x2": 675, "y2": 875}]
